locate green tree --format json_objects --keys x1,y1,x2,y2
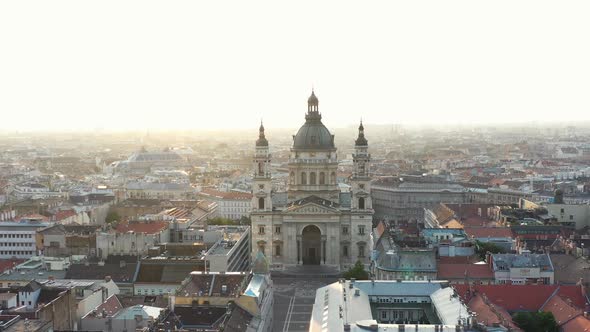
[
  {"x1": 513, "y1": 312, "x2": 558, "y2": 332},
  {"x1": 342, "y1": 260, "x2": 369, "y2": 280},
  {"x1": 239, "y1": 216, "x2": 251, "y2": 225},
  {"x1": 207, "y1": 217, "x2": 238, "y2": 225},
  {"x1": 475, "y1": 240, "x2": 506, "y2": 261},
  {"x1": 105, "y1": 210, "x2": 120, "y2": 224}
]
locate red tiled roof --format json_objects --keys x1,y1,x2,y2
[
  {"x1": 468, "y1": 293, "x2": 520, "y2": 331},
  {"x1": 562, "y1": 315, "x2": 590, "y2": 332},
  {"x1": 115, "y1": 221, "x2": 168, "y2": 234},
  {"x1": 454, "y1": 284, "x2": 554, "y2": 311},
  {"x1": 556, "y1": 284, "x2": 589, "y2": 309},
  {"x1": 92, "y1": 294, "x2": 123, "y2": 318},
  {"x1": 462, "y1": 216, "x2": 492, "y2": 227},
  {"x1": 53, "y1": 210, "x2": 77, "y2": 221},
  {"x1": 541, "y1": 294, "x2": 582, "y2": 325},
  {"x1": 464, "y1": 227, "x2": 513, "y2": 239},
  {"x1": 453, "y1": 284, "x2": 589, "y2": 313},
  {"x1": 0, "y1": 259, "x2": 24, "y2": 273},
  {"x1": 438, "y1": 263, "x2": 494, "y2": 280}
]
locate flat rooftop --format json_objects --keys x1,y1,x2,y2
[{"x1": 310, "y1": 280, "x2": 469, "y2": 332}]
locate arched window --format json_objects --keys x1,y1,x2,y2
[
  {"x1": 310, "y1": 172, "x2": 316, "y2": 185},
  {"x1": 258, "y1": 162, "x2": 264, "y2": 176},
  {"x1": 359, "y1": 197, "x2": 365, "y2": 209},
  {"x1": 330, "y1": 172, "x2": 336, "y2": 184},
  {"x1": 319, "y1": 172, "x2": 325, "y2": 185},
  {"x1": 301, "y1": 172, "x2": 307, "y2": 185},
  {"x1": 258, "y1": 197, "x2": 265, "y2": 210},
  {"x1": 275, "y1": 245, "x2": 281, "y2": 256}
]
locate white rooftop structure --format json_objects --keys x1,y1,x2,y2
[{"x1": 310, "y1": 280, "x2": 472, "y2": 332}]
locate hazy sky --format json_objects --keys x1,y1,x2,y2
[{"x1": 1, "y1": 1, "x2": 589, "y2": 131}]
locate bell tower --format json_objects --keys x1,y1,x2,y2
[
  {"x1": 351, "y1": 121, "x2": 372, "y2": 210},
  {"x1": 252, "y1": 121, "x2": 272, "y2": 211}
]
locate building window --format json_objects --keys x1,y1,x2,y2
[
  {"x1": 330, "y1": 172, "x2": 336, "y2": 184},
  {"x1": 310, "y1": 172, "x2": 316, "y2": 185},
  {"x1": 301, "y1": 172, "x2": 307, "y2": 185},
  {"x1": 290, "y1": 172, "x2": 295, "y2": 184},
  {"x1": 570, "y1": 215, "x2": 574, "y2": 220},
  {"x1": 275, "y1": 245, "x2": 281, "y2": 256},
  {"x1": 275, "y1": 226, "x2": 281, "y2": 234},
  {"x1": 381, "y1": 311, "x2": 387, "y2": 320},
  {"x1": 358, "y1": 225, "x2": 365, "y2": 235},
  {"x1": 343, "y1": 245, "x2": 349, "y2": 257},
  {"x1": 319, "y1": 172, "x2": 325, "y2": 185},
  {"x1": 342, "y1": 226, "x2": 349, "y2": 235},
  {"x1": 258, "y1": 226, "x2": 265, "y2": 235},
  {"x1": 358, "y1": 197, "x2": 365, "y2": 209},
  {"x1": 358, "y1": 244, "x2": 365, "y2": 257},
  {"x1": 259, "y1": 197, "x2": 265, "y2": 210}
]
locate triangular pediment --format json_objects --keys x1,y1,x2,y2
[
  {"x1": 285, "y1": 195, "x2": 340, "y2": 214},
  {"x1": 285, "y1": 202, "x2": 339, "y2": 214}
]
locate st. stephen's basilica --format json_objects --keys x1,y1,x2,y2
[{"x1": 250, "y1": 91, "x2": 373, "y2": 271}]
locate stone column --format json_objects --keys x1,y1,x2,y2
[
  {"x1": 321, "y1": 235, "x2": 327, "y2": 264},
  {"x1": 296, "y1": 235, "x2": 302, "y2": 264}
]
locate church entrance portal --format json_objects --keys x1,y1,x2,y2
[{"x1": 302, "y1": 225, "x2": 321, "y2": 265}]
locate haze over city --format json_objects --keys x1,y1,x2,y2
[{"x1": 2, "y1": 1, "x2": 590, "y2": 131}]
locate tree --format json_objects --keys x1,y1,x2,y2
[
  {"x1": 512, "y1": 312, "x2": 558, "y2": 332},
  {"x1": 105, "y1": 210, "x2": 120, "y2": 224},
  {"x1": 475, "y1": 240, "x2": 506, "y2": 261},
  {"x1": 207, "y1": 217, "x2": 238, "y2": 225},
  {"x1": 239, "y1": 216, "x2": 251, "y2": 225},
  {"x1": 342, "y1": 260, "x2": 369, "y2": 280}
]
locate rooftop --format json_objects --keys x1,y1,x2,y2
[
  {"x1": 199, "y1": 188, "x2": 252, "y2": 200},
  {"x1": 491, "y1": 253, "x2": 553, "y2": 271},
  {"x1": 115, "y1": 220, "x2": 168, "y2": 234},
  {"x1": 178, "y1": 272, "x2": 249, "y2": 298},
  {"x1": 310, "y1": 280, "x2": 468, "y2": 332}
]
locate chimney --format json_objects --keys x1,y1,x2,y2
[{"x1": 169, "y1": 295, "x2": 176, "y2": 312}]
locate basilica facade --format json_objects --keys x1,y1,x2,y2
[{"x1": 250, "y1": 91, "x2": 373, "y2": 270}]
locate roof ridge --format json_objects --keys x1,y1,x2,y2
[{"x1": 540, "y1": 286, "x2": 562, "y2": 311}]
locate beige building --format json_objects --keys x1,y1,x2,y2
[{"x1": 250, "y1": 92, "x2": 373, "y2": 270}]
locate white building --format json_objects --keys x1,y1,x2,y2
[
  {"x1": 491, "y1": 251, "x2": 554, "y2": 285},
  {"x1": 198, "y1": 188, "x2": 252, "y2": 220},
  {"x1": 203, "y1": 226, "x2": 251, "y2": 272},
  {"x1": 546, "y1": 203, "x2": 590, "y2": 229},
  {"x1": 96, "y1": 221, "x2": 170, "y2": 259},
  {"x1": 250, "y1": 91, "x2": 373, "y2": 271},
  {"x1": 310, "y1": 280, "x2": 471, "y2": 331},
  {"x1": 126, "y1": 182, "x2": 194, "y2": 200},
  {"x1": 0, "y1": 222, "x2": 51, "y2": 259}
]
